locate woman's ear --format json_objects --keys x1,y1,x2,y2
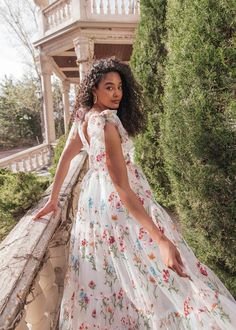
[{"x1": 92, "y1": 86, "x2": 96, "y2": 97}]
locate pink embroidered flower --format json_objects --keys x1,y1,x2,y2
[
  {"x1": 84, "y1": 295, "x2": 89, "y2": 304},
  {"x1": 162, "y1": 269, "x2": 170, "y2": 283},
  {"x1": 96, "y1": 152, "x2": 106, "y2": 162},
  {"x1": 107, "y1": 306, "x2": 113, "y2": 313},
  {"x1": 118, "y1": 288, "x2": 124, "y2": 299},
  {"x1": 108, "y1": 236, "x2": 115, "y2": 244},
  {"x1": 134, "y1": 169, "x2": 140, "y2": 179},
  {"x1": 184, "y1": 296, "x2": 193, "y2": 316},
  {"x1": 199, "y1": 266, "x2": 208, "y2": 276},
  {"x1": 196, "y1": 260, "x2": 208, "y2": 276},
  {"x1": 92, "y1": 309, "x2": 96, "y2": 318},
  {"x1": 108, "y1": 192, "x2": 115, "y2": 202},
  {"x1": 79, "y1": 323, "x2": 89, "y2": 330},
  {"x1": 88, "y1": 280, "x2": 96, "y2": 289},
  {"x1": 145, "y1": 190, "x2": 152, "y2": 198},
  {"x1": 137, "y1": 195, "x2": 144, "y2": 205},
  {"x1": 102, "y1": 229, "x2": 108, "y2": 239},
  {"x1": 119, "y1": 241, "x2": 125, "y2": 252},
  {"x1": 138, "y1": 227, "x2": 145, "y2": 239},
  {"x1": 81, "y1": 239, "x2": 88, "y2": 246},
  {"x1": 116, "y1": 201, "x2": 122, "y2": 209}
]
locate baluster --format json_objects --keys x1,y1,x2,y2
[
  {"x1": 49, "y1": 12, "x2": 54, "y2": 28},
  {"x1": 25, "y1": 276, "x2": 51, "y2": 330},
  {"x1": 58, "y1": 6, "x2": 62, "y2": 24},
  {"x1": 134, "y1": 0, "x2": 139, "y2": 14},
  {"x1": 8, "y1": 163, "x2": 13, "y2": 172},
  {"x1": 127, "y1": 0, "x2": 130, "y2": 14},
  {"x1": 46, "y1": 149, "x2": 50, "y2": 165},
  {"x1": 22, "y1": 159, "x2": 27, "y2": 172},
  {"x1": 114, "y1": 0, "x2": 118, "y2": 15},
  {"x1": 121, "y1": 0, "x2": 125, "y2": 15},
  {"x1": 55, "y1": 8, "x2": 59, "y2": 26},
  {"x1": 67, "y1": 0, "x2": 71, "y2": 17},
  {"x1": 35, "y1": 153, "x2": 40, "y2": 170},
  {"x1": 45, "y1": 14, "x2": 49, "y2": 31},
  {"x1": 47, "y1": 14, "x2": 52, "y2": 30},
  {"x1": 62, "y1": 3, "x2": 66, "y2": 18},
  {"x1": 29, "y1": 155, "x2": 33, "y2": 171},
  {"x1": 52, "y1": 11, "x2": 56, "y2": 27},
  {"x1": 100, "y1": 0, "x2": 105, "y2": 15},
  {"x1": 15, "y1": 161, "x2": 20, "y2": 172},
  {"x1": 92, "y1": 0, "x2": 96, "y2": 14},
  {"x1": 107, "y1": 0, "x2": 112, "y2": 15},
  {"x1": 42, "y1": 150, "x2": 46, "y2": 166},
  {"x1": 49, "y1": 14, "x2": 53, "y2": 29}
]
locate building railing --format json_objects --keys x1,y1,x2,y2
[
  {"x1": 0, "y1": 151, "x2": 88, "y2": 330},
  {"x1": 41, "y1": 0, "x2": 140, "y2": 34},
  {"x1": 0, "y1": 144, "x2": 52, "y2": 173}
]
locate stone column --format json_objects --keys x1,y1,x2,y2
[
  {"x1": 40, "y1": 54, "x2": 56, "y2": 144},
  {"x1": 73, "y1": 36, "x2": 94, "y2": 82},
  {"x1": 62, "y1": 80, "x2": 71, "y2": 134}
]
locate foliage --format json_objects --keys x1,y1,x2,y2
[
  {"x1": 52, "y1": 78, "x2": 65, "y2": 139},
  {"x1": 0, "y1": 168, "x2": 50, "y2": 242},
  {"x1": 130, "y1": 0, "x2": 173, "y2": 207},
  {"x1": 0, "y1": 75, "x2": 42, "y2": 148},
  {"x1": 161, "y1": 0, "x2": 236, "y2": 295},
  {"x1": 49, "y1": 134, "x2": 67, "y2": 177},
  {"x1": 0, "y1": 75, "x2": 65, "y2": 149}
]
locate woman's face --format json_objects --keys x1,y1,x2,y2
[{"x1": 92, "y1": 71, "x2": 123, "y2": 110}]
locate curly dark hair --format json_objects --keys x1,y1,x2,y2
[{"x1": 73, "y1": 57, "x2": 147, "y2": 137}]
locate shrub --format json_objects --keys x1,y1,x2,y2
[
  {"x1": 0, "y1": 168, "x2": 50, "y2": 241},
  {"x1": 161, "y1": 0, "x2": 236, "y2": 296}
]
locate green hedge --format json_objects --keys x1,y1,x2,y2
[
  {"x1": 161, "y1": 0, "x2": 236, "y2": 296},
  {"x1": 0, "y1": 168, "x2": 49, "y2": 242},
  {"x1": 130, "y1": 0, "x2": 173, "y2": 208},
  {"x1": 49, "y1": 134, "x2": 67, "y2": 177}
]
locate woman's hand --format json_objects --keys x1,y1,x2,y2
[
  {"x1": 32, "y1": 198, "x2": 59, "y2": 220},
  {"x1": 158, "y1": 235, "x2": 192, "y2": 280}
]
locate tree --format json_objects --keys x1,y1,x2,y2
[
  {"x1": 130, "y1": 0, "x2": 172, "y2": 207},
  {"x1": 161, "y1": 0, "x2": 236, "y2": 295},
  {"x1": 0, "y1": 0, "x2": 45, "y2": 139},
  {"x1": 0, "y1": 75, "x2": 42, "y2": 148}
]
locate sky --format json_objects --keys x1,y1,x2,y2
[
  {"x1": 0, "y1": 34, "x2": 25, "y2": 80},
  {"x1": 0, "y1": 0, "x2": 37, "y2": 81}
]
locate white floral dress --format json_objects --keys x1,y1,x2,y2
[{"x1": 59, "y1": 109, "x2": 236, "y2": 330}]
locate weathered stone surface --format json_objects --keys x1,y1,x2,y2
[{"x1": 0, "y1": 151, "x2": 88, "y2": 330}]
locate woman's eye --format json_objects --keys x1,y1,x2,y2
[{"x1": 106, "y1": 86, "x2": 122, "y2": 90}]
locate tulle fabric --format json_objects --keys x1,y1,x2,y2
[{"x1": 59, "y1": 109, "x2": 236, "y2": 329}]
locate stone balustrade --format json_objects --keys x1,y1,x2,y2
[
  {"x1": 0, "y1": 144, "x2": 52, "y2": 173},
  {"x1": 0, "y1": 151, "x2": 88, "y2": 330},
  {"x1": 41, "y1": 0, "x2": 140, "y2": 34}
]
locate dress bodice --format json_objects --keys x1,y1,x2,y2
[{"x1": 77, "y1": 109, "x2": 134, "y2": 171}]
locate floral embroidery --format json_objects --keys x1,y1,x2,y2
[
  {"x1": 59, "y1": 109, "x2": 236, "y2": 329},
  {"x1": 197, "y1": 260, "x2": 208, "y2": 276}
]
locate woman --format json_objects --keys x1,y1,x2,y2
[{"x1": 33, "y1": 57, "x2": 236, "y2": 329}]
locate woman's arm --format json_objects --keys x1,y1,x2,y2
[
  {"x1": 104, "y1": 122, "x2": 190, "y2": 279},
  {"x1": 49, "y1": 128, "x2": 83, "y2": 201},
  {"x1": 33, "y1": 126, "x2": 83, "y2": 219},
  {"x1": 104, "y1": 122, "x2": 164, "y2": 243}
]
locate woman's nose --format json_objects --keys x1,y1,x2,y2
[{"x1": 113, "y1": 88, "x2": 122, "y2": 96}]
